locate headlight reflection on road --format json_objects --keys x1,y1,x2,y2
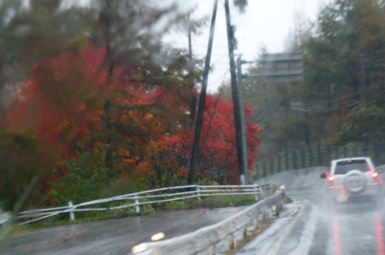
[
  {"x1": 132, "y1": 243, "x2": 148, "y2": 254},
  {"x1": 151, "y1": 232, "x2": 165, "y2": 241},
  {"x1": 132, "y1": 232, "x2": 165, "y2": 254}
]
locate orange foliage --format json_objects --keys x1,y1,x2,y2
[
  {"x1": 3, "y1": 42, "x2": 263, "y2": 192},
  {"x1": 6, "y1": 44, "x2": 112, "y2": 160}
]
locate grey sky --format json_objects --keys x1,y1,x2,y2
[
  {"x1": 165, "y1": 0, "x2": 331, "y2": 92},
  {"x1": 76, "y1": 0, "x2": 331, "y2": 92}
]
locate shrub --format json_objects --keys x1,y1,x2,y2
[{"x1": 49, "y1": 152, "x2": 109, "y2": 206}]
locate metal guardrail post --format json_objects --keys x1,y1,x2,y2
[
  {"x1": 68, "y1": 201, "x2": 75, "y2": 220},
  {"x1": 134, "y1": 195, "x2": 140, "y2": 214},
  {"x1": 254, "y1": 185, "x2": 259, "y2": 201},
  {"x1": 228, "y1": 234, "x2": 235, "y2": 250},
  {"x1": 242, "y1": 226, "x2": 247, "y2": 239},
  {"x1": 196, "y1": 186, "x2": 201, "y2": 201},
  {"x1": 209, "y1": 245, "x2": 216, "y2": 255}
]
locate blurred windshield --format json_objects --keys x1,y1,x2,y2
[{"x1": 2, "y1": 0, "x2": 385, "y2": 255}]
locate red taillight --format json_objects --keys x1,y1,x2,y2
[
  {"x1": 372, "y1": 171, "x2": 379, "y2": 179},
  {"x1": 328, "y1": 175, "x2": 335, "y2": 183}
]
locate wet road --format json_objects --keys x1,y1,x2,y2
[
  {"x1": 3, "y1": 180, "x2": 385, "y2": 255},
  {"x1": 237, "y1": 188, "x2": 385, "y2": 255},
  {"x1": 0, "y1": 206, "x2": 246, "y2": 255}
]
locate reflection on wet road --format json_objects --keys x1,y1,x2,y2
[
  {"x1": 238, "y1": 189, "x2": 385, "y2": 255},
  {"x1": 0, "y1": 207, "x2": 246, "y2": 255},
  {"x1": 313, "y1": 191, "x2": 385, "y2": 255},
  {"x1": 2, "y1": 189, "x2": 385, "y2": 255},
  {"x1": 326, "y1": 204, "x2": 385, "y2": 255}
]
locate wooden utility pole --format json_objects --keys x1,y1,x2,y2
[
  {"x1": 224, "y1": 0, "x2": 247, "y2": 185},
  {"x1": 188, "y1": 15, "x2": 197, "y2": 121},
  {"x1": 188, "y1": 0, "x2": 219, "y2": 185},
  {"x1": 237, "y1": 56, "x2": 249, "y2": 184}
]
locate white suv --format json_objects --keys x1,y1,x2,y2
[{"x1": 320, "y1": 157, "x2": 384, "y2": 208}]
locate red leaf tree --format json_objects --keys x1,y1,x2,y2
[{"x1": 135, "y1": 93, "x2": 263, "y2": 186}]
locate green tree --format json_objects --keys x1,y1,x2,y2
[
  {"x1": 308, "y1": 0, "x2": 385, "y2": 145},
  {"x1": 236, "y1": 0, "x2": 385, "y2": 159}
]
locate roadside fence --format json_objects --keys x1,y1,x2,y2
[
  {"x1": 132, "y1": 188, "x2": 285, "y2": 255},
  {"x1": 17, "y1": 184, "x2": 276, "y2": 225},
  {"x1": 257, "y1": 143, "x2": 385, "y2": 179}
]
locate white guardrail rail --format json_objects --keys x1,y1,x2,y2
[
  {"x1": 16, "y1": 184, "x2": 277, "y2": 225},
  {"x1": 0, "y1": 212, "x2": 11, "y2": 226},
  {"x1": 132, "y1": 188, "x2": 285, "y2": 255}
]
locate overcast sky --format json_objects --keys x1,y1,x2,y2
[
  {"x1": 164, "y1": 0, "x2": 332, "y2": 92},
  {"x1": 77, "y1": 0, "x2": 332, "y2": 92}
]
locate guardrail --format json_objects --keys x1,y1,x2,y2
[
  {"x1": 17, "y1": 184, "x2": 275, "y2": 225},
  {"x1": 0, "y1": 212, "x2": 11, "y2": 226},
  {"x1": 257, "y1": 143, "x2": 385, "y2": 178},
  {"x1": 132, "y1": 189, "x2": 285, "y2": 255}
]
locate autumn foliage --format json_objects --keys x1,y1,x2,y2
[
  {"x1": 1, "y1": 43, "x2": 262, "y2": 208},
  {"x1": 6, "y1": 46, "x2": 110, "y2": 152},
  {"x1": 133, "y1": 93, "x2": 262, "y2": 187}
]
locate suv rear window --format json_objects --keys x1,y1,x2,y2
[{"x1": 334, "y1": 160, "x2": 369, "y2": 175}]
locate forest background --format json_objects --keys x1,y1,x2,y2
[{"x1": 1, "y1": 0, "x2": 385, "y2": 213}]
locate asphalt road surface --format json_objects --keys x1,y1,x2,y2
[
  {"x1": 237, "y1": 188, "x2": 385, "y2": 255},
  {"x1": 3, "y1": 166, "x2": 385, "y2": 255},
  {"x1": 0, "y1": 206, "x2": 246, "y2": 255}
]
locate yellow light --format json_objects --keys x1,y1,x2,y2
[
  {"x1": 132, "y1": 243, "x2": 148, "y2": 254},
  {"x1": 151, "y1": 232, "x2": 165, "y2": 241}
]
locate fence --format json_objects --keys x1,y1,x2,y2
[
  {"x1": 132, "y1": 189, "x2": 285, "y2": 255},
  {"x1": 17, "y1": 184, "x2": 275, "y2": 225},
  {"x1": 256, "y1": 143, "x2": 385, "y2": 179},
  {"x1": 0, "y1": 212, "x2": 10, "y2": 225}
]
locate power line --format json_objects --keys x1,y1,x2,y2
[
  {"x1": 257, "y1": 108, "x2": 286, "y2": 127},
  {"x1": 209, "y1": 69, "x2": 230, "y2": 86}
]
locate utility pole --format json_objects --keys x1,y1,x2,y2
[
  {"x1": 188, "y1": 15, "x2": 197, "y2": 121},
  {"x1": 224, "y1": 0, "x2": 247, "y2": 185},
  {"x1": 188, "y1": 0, "x2": 219, "y2": 185},
  {"x1": 237, "y1": 56, "x2": 249, "y2": 184}
]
